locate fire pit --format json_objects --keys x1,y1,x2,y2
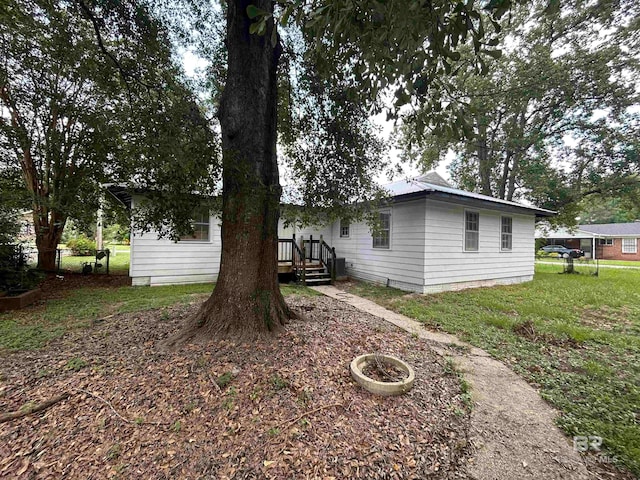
[{"x1": 350, "y1": 354, "x2": 415, "y2": 396}]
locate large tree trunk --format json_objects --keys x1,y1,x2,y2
[
  {"x1": 172, "y1": 0, "x2": 293, "y2": 344},
  {"x1": 34, "y1": 208, "x2": 66, "y2": 271}
]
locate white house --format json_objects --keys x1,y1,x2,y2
[{"x1": 110, "y1": 173, "x2": 554, "y2": 293}]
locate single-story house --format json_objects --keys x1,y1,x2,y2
[
  {"x1": 537, "y1": 223, "x2": 640, "y2": 261},
  {"x1": 111, "y1": 172, "x2": 554, "y2": 293}
]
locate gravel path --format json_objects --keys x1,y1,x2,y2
[{"x1": 312, "y1": 285, "x2": 592, "y2": 480}]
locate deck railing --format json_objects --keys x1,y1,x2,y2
[{"x1": 278, "y1": 234, "x2": 336, "y2": 284}]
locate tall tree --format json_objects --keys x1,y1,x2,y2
[
  {"x1": 155, "y1": 0, "x2": 527, "y2": 343},
  {"x1": 0, "y1": 0, "x2": 216, "y2": 269},
  {"x1": 4, "y1": 0, "x2": 529, "y2": 339},
  {"x1": 397, "y1": 0, "x2": 640, "y2": 225}
]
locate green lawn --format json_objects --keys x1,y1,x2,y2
[
  {"x1": 59, "y1": 244, "x2": 130, "y2": 275},
  {"x1": 343, "y1": 265, "x2": 640, "y2": 476},
  {"x1": 0, "y1": 283, "x2": 316, "y2": 351}
]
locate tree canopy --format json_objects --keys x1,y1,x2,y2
[
  {"x1": 0, "y1": 0, "x2": 216, "y2": 268},
  {"x1": 396, "y1": 0, "x2": 640, "y2": 226}
]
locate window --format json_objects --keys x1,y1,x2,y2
[
  {"x1": 622, "y1": 238, "x2": 637, "y2": 254},
  {"x1": 464, "y1": 211, "x2": 479, "y2": 251},
  {"x1": 373, "y1": 211, "x2": 390, "y2": 248},
  {"x1": 501, "y1": 216, "x2": 513, "y2": 251},
  {"x1": 340, "y1": 219, "x2": 350, "y2": 238},
  {"x1": 599, "y1": 238, "x2": 613, "y2": 246},
  {"x1": 179, "y1": 208, "x2": 210, "y2": 241}
]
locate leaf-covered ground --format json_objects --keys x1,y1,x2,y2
[{"x1": 0, "y1": 295, "x2": 471, "y2": 479}]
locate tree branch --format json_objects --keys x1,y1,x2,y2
[{"x1": 0, "y1": 393, "x2": 70, "y2": 424}]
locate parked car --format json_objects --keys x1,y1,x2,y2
[{"x1": 540, "y1": 245, "x2": 585, "y2": 258}]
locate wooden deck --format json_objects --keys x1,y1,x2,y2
[{"x1": 278, "y1": 261, "x2": 323, "y2": 274}]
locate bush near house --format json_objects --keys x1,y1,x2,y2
[{"x1": 66, "y1": 236, "x2": 96, "y2": 256}]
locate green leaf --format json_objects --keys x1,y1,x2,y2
[
  {"x1": 543, "y1": 0, "x2": 561, "y2": 16},
  {"x1": 270, "y1": 26, "x2": 278, "y2": 47},
  {"x1": 246, "y1": 5, "x2": 266, "y2": 19},
  {"x1": 482, "y1": 49, "x2": 502, "y2": 59},
  {"x1": 280, "y1": 4, "x2": 294, "y2": 26}
]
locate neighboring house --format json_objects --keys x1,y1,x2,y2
[
  {"x1": 537, "y1": 223, "x2": 640, "y2": 261},
  {"x1": 109, "y1": 172, "x2": 554, "y2": 293}
]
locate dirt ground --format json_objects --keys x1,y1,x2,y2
[
  {"x1": 1, "y1": 295, "x2": 473, "y2": 479},
  {"x1": 38, "y1": 273, "x2": 131, "y2": 301}
]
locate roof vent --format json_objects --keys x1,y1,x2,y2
[{"x1": 415, "y1": 171, "x2": 452, "y2": 188}]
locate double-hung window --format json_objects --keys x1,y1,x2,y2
[
  {"x1": 373, "y1": 211, "x2": 391, "y2": 248},
  {"x1": 340, "y1": 219, "x2": 350, "y2": 238},
  {"x1": 599, "y1": 238, "x2": 613, "y2": 246},
  {"x1": 501, "y1": 216, "x2": 513, "y2": 251},
  {"x1": 622, "y1": 238, "x2": 637, "y2": 254},
  {"x1": 464, "y1": 211, "x2": 479, "y2": 251},
  {"x1": 179, "y1": 208, "x2": 210, "y2": 242}
]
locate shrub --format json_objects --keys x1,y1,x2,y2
[
  {"x1": 66, "y1": 235, "x2": 96, "y2": 256},
  {"x1": 0, "y1": 244, "x2": 43, "y2": 293}
]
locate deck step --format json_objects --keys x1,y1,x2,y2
[
  {"x1": 304, "y1": 272, "x2": 331, "y2": 278},
  {"x1": 304, "y1": 277, "x2": 332, "y2": 285}
]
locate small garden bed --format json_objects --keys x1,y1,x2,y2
[{"x1": 0, "y1": 288, "x2": 42, "y2": 312}]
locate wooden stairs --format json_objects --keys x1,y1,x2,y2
[
  {"x1": 298, "y1": 262, "x2": 332, "y2": 286},
  {"x1": 277, "y1": 235, "x2": 336, "y2": 286}
]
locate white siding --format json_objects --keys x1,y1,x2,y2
[
  {"x1": 287, "y1": 224, "x2": 332, "y2": 242},
  {"x1": 129, "y1": 196, "x2": 222, "y2": 286},
  {"x1": 129, "y1": 197, "x2": 329, "y2": 286},
  {"x1": 423, "y1": 199, "x2": 535, "y2": 290},
  {"x1": 330, "y1": 200, "x2": 427, "y2": 293},
  {"x1": 129, "y1": 195, "x2": 536, "y2": 292}
]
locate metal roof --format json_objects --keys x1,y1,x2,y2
[{"x1": 383, "y1": 176, "x2": 556, "y2": 217}]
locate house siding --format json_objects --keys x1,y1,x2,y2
[
  {"x1": 423, "y1": 199, "x2": 535, "y2": 291},
  {"x1": 330, "y1": 200, "x2": 427, "y2": 293},
  {"x1": 129, "y1": 196, "x2": 330, "y2": 286},
  {"x1": 129, "y1": 195, "x2": 538, "y2": 292},
  {"x1": 596, "y1": 238, "x2": 640, "y2": 261},
  {"x1": 129, "y1": 197, "x2": 222, "y2": 286}
]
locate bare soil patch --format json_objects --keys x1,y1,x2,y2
[
  {"x1": 0, "y1": 295, "x2": 470, "y2": 479},
  {"x1": 38, "y1": 273, "x2": 132, "y2": 302}
]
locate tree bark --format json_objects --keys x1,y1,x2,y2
[
  {"x1": 172, "y1": 0, "x2": 293, "y2": 344},
  {"x1": 476, "y1": 120, "x2": 493, "y2": 196},
  {"x1": 34, "y1": 207, "x2": 66, "y2": 271}
]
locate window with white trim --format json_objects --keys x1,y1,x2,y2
[
  {"x1": 622, "y1": 238, "x2": 637, "y2": 254},
  {"x1": 340, "y1": 219, "x2": 350, "y2": 238},
  {"x1": 501, "y1": 216, "x2": 513, "y2": 251},
  {"x1": 179, "y1": 208, "x2": 210, "y2": 242},
  {"x1": 372, "y1": 211, "x2": 390, "y2": 248},
  {"x1": 464, "y1": 211, "x2": 479, "y2": 251},
  {"x1": 599, "y1": 238, "x2": 613, "y2": 246}
]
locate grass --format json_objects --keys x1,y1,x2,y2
[
  {"x1": 343, "y1": 264, "x2": 640, "y2": 476},
  {"x1": 59, "y1": 244, "x2": 130, "y2": 275},
  {"x1": 0, "y1": 283, "x2": 317, "y2": 352}
]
